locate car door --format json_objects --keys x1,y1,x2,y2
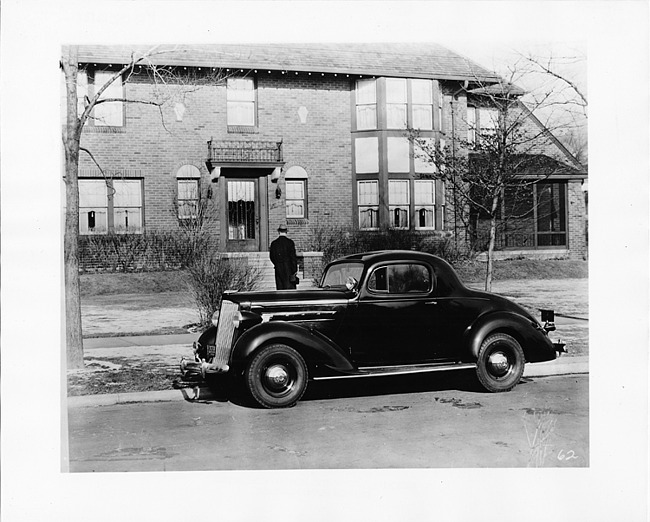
[{"x1": 349, "y1": 262, "x2": 442, "y2": 365}]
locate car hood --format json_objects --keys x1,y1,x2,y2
[{"x1": 223, "y1": 287, "x2": 354, "y2": 306}]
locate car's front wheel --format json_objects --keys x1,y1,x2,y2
[
  {"x1": 245, "y1": 344, "x2": 308, "y2": 408},
  {"x1": 476, "y1": 333, "x2": 525, "y2": 392}
]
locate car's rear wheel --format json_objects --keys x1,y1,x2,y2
[
  {"x1": 476, "y1": 333, "x2": 525, "y2": 392},
  {"x1": 245, "y1": 344, "x2": 308, "y2": 408}
]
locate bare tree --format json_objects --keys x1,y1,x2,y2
[
  {"x1": 409, "y1": 67, "x2": 584, "y2": 291},
  {"x1": 61, "y1": 45, "x2": 226, "y2": 368}
]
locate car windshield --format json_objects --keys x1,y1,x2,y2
[{"x1": 320, "y1": 262, "x2": 364, "y2": 288}]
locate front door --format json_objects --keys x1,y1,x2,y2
[{"x1": 225, "y1": 178, "x2": 260, "y2": 252}]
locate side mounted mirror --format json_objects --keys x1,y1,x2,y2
[{"x1": 345, "y1": 276, "x2": 359, "y2": 292}]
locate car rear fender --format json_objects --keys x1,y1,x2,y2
[
  {"x1": 232, "y1": 321, "x2": 356, "y2": 372},
  {"x1": 462, "y1": 311, "x2": 554, "y2": 363}
]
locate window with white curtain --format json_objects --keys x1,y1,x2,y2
[
  {"x1": 414, "y1": 180, "x2": 435, "y2": 230},
  {"x1": 411, "y1": 79, "x2": 433, "y2": 130},
  {"x1": 386, "y1": 78, "x2": 407, "y2": 129},
  {"x1": 286, "y1": 180, "x2": 307, "y2": 218},
  {"x1": 355, "y1": 79, "x2": 377, "y2": 130},
  {"x1": 227, "y1": 77, "x2": 256, "y2": 126},
  {"x1": 358, "y1": 180, "x2": 379, "y2": 230},
  {"x1": 389, "y1": 180, "x2": 410, "y2": 229}
]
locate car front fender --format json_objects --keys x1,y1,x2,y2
[
  {"x1": 231, "y1": 321, "x2": 356, "y2": 373},
  {"x1": 462, "y1": 311, "x2": 556, "y2": 363}
]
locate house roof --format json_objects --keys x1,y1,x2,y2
[{"x1": 75, "y1": 43, "x2": 502, "y2": 83}]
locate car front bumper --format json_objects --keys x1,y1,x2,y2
[{"x1": 180, "y1": 356, "x2": 229, "y2": 380}]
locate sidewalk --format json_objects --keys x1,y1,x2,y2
[{"x1": 70, "y1": 331, "x2": 588, "y2": 408}]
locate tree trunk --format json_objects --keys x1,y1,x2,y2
[
  {"x1": 485, "y1": 193, "x2": 500, "y2": 292},
  {"x1": 62, "y1": 46, "x2": 85, "y2": 369}
]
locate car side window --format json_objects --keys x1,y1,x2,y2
[{"x1": 367, "y1": 263, "x2": 432, "y2": 294}]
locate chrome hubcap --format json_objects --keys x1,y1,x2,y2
[
  {"x1": 487, "y1": 352, "x2": 510, "y2": 376},
  {"x1": 265, "y1": 364, "x2": 290, "y2": 391}
]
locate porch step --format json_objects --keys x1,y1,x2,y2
[{"x1": 222, "y1": 252, "x2": 314, "y2": 290}]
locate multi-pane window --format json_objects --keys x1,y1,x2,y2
[
  {"x1": 386, "y1": 78, "x2": 407, "y2": 129},
  {"x1": 178, "y1": 179, "x2": 199, "y2": 219},
  {"x1": 411, "y1": 79, "x2": 433, "y2": 130},
  {"x1": 414, "y1": 180, "x2": 435, "y2": 229},
  {"x1": 93, "y1": 71, "x2": 124, "y2": 127},
  {"x1": 356, "y1": 79, "x2": 377, "y2": 130},
  {"x1": 113, "y1": 180, "x2": 142, "y2": 232},
  {"x1": 176, "y1": 164, "x2": 201, "y2": 220},
  {"x1": 358, "y1": 180, "x2": 379, "y2": 230},
  {"x1": 79, "y1": 180, "x2": 108, "y2": 234},
  {"x1": 286, "y1": 180, "x2": 307, "y2": 218},
  {"x1": 227, "y1": 77, "x2": 256, "y2": 126},
  {"x1": 389, "y1": 180, "x2": 410, "y2": 229},
  {"x1": 79, "y1": 179, "x2": 142, "y2": 234}
]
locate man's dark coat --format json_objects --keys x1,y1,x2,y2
[{"x1": 269, "y1": 235, "x2": 298, "y2": 290}]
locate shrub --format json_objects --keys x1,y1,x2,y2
[
  {"x1": 307, "y1": 223, "x2": 473, "y2": 267},
  {"x1": 186, "y1": 253, "x2": 260, "y2": 326}
]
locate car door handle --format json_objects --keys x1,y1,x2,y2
[{"x1": 426, "y1": 301, "x2": 438, "y2": 305}]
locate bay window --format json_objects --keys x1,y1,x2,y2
[
  {"x1": 389, "y1": 180, "x2": 410, "y2": 229},
  {"x1": 386, "y1": 78, "x2": 407, "y2": 129},
  {"x1": 414, "y1": 180, "x2": 435, "y2": 229},
  {"x1": 358, "y1": 180, "x2": 379, "y2": 230},
  {"x1": 356, "y1": 79, "x2": 377, "y2": 130}
]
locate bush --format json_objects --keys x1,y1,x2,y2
[
  {"x1": 186, "y1": 253, "x2": 260, "y2": 326},
  {"x1": 78, "y1": 228, "x2": 215, "y2": 273},
  {"x1": 307, "y1": 223, "x2": 473, "y2": 267}
]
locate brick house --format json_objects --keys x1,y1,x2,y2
[{"x1": 71, "y1": 43, "x2": 587, "y2": 274}]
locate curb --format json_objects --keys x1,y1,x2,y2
[{"x1": 67, "y1": 356, "x2": 589, "y2": 408}]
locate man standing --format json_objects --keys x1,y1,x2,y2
[{"x1": 269, "y1": 224, "x2": 298, "y2": 290}]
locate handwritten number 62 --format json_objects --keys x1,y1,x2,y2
[{"x1": 558, "y1": 449, "x2": 577, "y2": 461}]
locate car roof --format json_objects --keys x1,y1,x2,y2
[{"x1": 335, "y1": 250, "x2": 445, "y2": 264}]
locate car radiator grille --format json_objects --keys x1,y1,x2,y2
[{"x1": 213, "y1": 300, "x2": 239, "y2": 366}]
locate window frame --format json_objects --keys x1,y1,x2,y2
[
  {"x1": 366, "y1": 262, "x2": 433, "y2": 295},
  {"x1": 78, "y1": 178, "x2": 143, "y2": 235},
  {"x1": 388, "y1": 179, "x2": 410, "y2": 229},
  {"x1": 357, "y1": 180, "x2": 379, "y2": 230},
  {"x1": 414, "y1": 179, "x2": 436, "y2": 230},
  {"x1": 226, "y1": 76, "x2": 257, "y2": 129},
  {"x1": 90, "y1": 70, "x2": 125, "y2": 127},
  {"x1": 355, "y1": 78, "x2": 378, "y2": 130},
  {"x1": 285, "y1": 179, "x2": 308, "y2": 219}
]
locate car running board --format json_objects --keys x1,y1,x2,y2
[{"x1": 313, "y1": 362, "x2": 477, "y2": 381}]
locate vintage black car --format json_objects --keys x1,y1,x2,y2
[{"x1": 180, "y1": 251, "x2": 565, "y2": 408}]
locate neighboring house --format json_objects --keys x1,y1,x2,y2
[{"x1": 71, "y1": 43, "x2": 587, "y2": 269}]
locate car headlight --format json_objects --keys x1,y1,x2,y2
[
  {"x1": 211, "y1": 311, "x2": 219, "y2": 327},
  {"x1": 233, "y1": 311, "x2": 244, "y2": 328}
]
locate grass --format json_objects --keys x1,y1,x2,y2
[{"x1": 80, "y1": 259, "x2": 587, "y2": 297}]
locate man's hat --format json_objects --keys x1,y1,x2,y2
[{"x1": 278, "y1": 224, "x2": 288, "y2": 232}]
